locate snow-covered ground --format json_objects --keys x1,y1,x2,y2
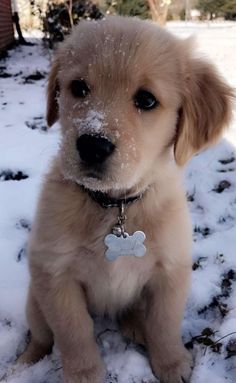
[{"x1": 0, "y1": 21, "x2": 236, "y2": 383}]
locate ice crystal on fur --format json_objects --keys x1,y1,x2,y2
[{"x1": 73, "y1": 110, "x2": 107, "y2": 135}]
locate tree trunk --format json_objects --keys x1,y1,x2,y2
[
  {"x1": 12, "y1": 12, "x2": 26, "y2": 43},
  {"x1": 147, "y1": 0, "x2": 171, "y2": 26},
  {"x1": 66, "y1": 0, "x2": 74, "y2": 27}
]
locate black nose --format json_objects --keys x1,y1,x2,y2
[{"x1": 76, "y1": 134, "x2": 115, "y2": 165}]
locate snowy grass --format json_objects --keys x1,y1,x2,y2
[{"x1": 0, "y1": 22, "x2": 236, "y2": 382}]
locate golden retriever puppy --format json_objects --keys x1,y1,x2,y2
[{"x1": 19, "y1": 16, "x2": 233, "y2": 383}]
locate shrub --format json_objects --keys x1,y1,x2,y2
[{"x1": 42, "y1": 0, "x2": 104, "y2": 48}]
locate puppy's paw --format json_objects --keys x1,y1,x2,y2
[
  {"x1": 64, "y1": 362, "x2": 106, "y2": 383},
  {"x1": 152, "y1": 347, "x2": 193, "y2": 383},
  {"x1": 17, "y1": 340, "x2": 52, "y2": 365}
]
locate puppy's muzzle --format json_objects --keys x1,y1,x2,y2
[{"x1": 76, "y1": 134, "x2": 115, "y2": 166}]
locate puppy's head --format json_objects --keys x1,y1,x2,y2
[{"x1": 47, "y1": 16, "x2": 233, "y2": 195}]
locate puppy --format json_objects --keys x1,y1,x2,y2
[{"x1": 19, "y1": 16, "x2": 233, "y2": 383}]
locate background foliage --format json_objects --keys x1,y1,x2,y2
[
  {"x1": 197, "y1": 0, "x2": 236, "y2": 20},
  {"x1": 38, "y1": 0, "x2": 236, "y2": 47}
]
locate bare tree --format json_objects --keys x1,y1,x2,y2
[
  {"x1": 66, "y1": 0, "x2": 74, "y2": 27},
  {"x1": 11, "y1": 0, "x2": 27, "y2": 44},
  {"x1": 147, "y1": 0, "x2": 172, "y2": 25}
]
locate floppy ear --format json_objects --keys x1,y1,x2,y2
[
  {"x1": 46, "y1": 60, "x2": 60, "y2": 127},
  {"x1": 174, "y1": 58, "x2": 233, "y2": 166}
]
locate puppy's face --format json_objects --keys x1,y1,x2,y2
[{"x1": 47, "y1": 17, "x2": 232, "y2": 195}]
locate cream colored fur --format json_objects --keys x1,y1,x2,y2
[{"x1": 18, "y1": 16, "x2": 233, "y2": 383}]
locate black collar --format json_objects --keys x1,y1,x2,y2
[{"x1": 82, "y1": 186, "x2": 144, "y2": 208}]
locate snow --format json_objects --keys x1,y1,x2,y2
[
  {"x1": 73, "y1": 110, "x2": 107, "y2": 134},
  {"x1": 0, "y1": 21, "x2": 236, "y2": 382}
]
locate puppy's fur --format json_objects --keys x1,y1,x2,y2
[{"x1": 19, "y1": 16, "x2": 233, "y2": 383}]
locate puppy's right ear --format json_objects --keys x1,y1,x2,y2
[{"x1": 46, "y1": 60, "x2": 60, "y2": 127}]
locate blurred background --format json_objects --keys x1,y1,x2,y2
[{"x1": 1, "y1": 0, "x2": 236, "y2": 52}]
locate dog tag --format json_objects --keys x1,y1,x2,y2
[{"x1": 104, "y1": 230, "x2": 146, "y2": 261}]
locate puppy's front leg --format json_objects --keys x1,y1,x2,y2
[
  {"x1": 31, "y1": 269, "x2": 105, "y2": 383},
  {"x1": 145, "y1": 265, "x2": 192, "y2": 383}
]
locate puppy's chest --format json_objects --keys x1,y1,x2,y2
[
  {"x1": 88, "y1": 255, "x2": 151, "y2": 314},
  {"x1": 75, "y1": 241, "x2": 152, "y2": 314},
  {"x1": 74, "y1": 209, "x2": 154, "y2": 313}
]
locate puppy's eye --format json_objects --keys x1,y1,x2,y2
[
  {"x1": 70, "y1": 79, "x2": 90, "y2": 98},
  {"x1": 134, "y1": 89, "x2": 159, "y2": 111}
]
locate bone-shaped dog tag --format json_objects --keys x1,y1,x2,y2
[{"x1": 104, "y1": 230, "x2": 146, "y2": 261}]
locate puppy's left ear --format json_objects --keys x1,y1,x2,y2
[
  {"x1": 46, "y1": 59, "x2": 60, "y2": 127},
  {"x1": 174, "y1": 58, "x2": 234, "y2": 166}
]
